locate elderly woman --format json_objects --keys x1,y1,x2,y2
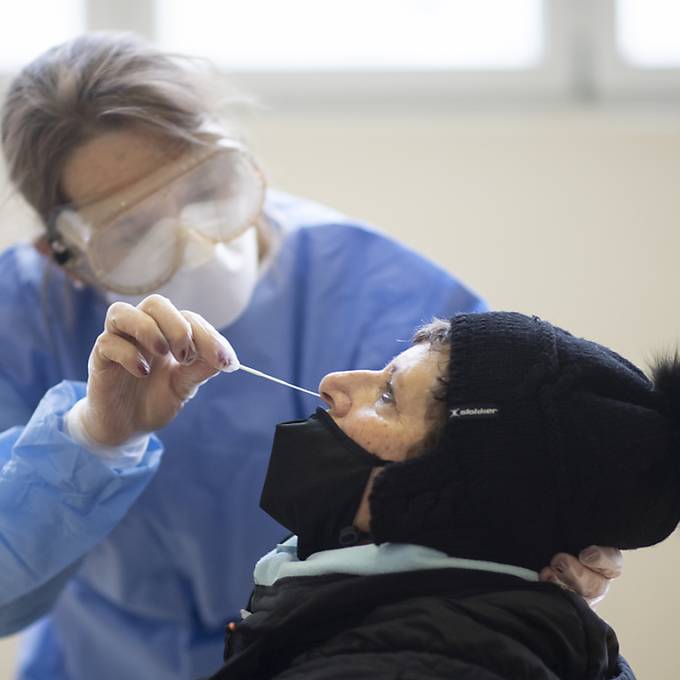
[
  {"x1": 73, "y1": 306, "x2": 667, "y2": 679},
  {"x1": 0, "y1": 33, "x2": 618, "y2": 679},
  {"x1": 205, "y1": 311, "x2": 677, "y2": 680}
]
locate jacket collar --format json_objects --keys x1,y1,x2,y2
[{"x1": 254, "y1": 535, "x2": 538, "y2": 587}]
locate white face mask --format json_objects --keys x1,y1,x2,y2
[{"x1": 105, "y1": 226, "x2": 260, "y2": 330}]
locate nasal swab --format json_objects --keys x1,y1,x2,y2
[{"x1": 238, "y1": 364, "x2": 321, "y2": 398}]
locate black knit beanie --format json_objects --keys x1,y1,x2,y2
[{"x1": 369, "y1": 312, "x2": 680, "y2": 572}]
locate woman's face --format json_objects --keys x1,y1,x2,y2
[
  {"x1": 319, "y1": 343, "x2": 448, "y2": 462},
  {"x1": 320, "y1": 343, "x2": 448, "y2": 532}
]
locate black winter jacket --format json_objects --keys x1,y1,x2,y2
[{"x1": 207, "y1": 568, "x2": 634, "y2": 680}]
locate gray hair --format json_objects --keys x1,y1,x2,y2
[
  {"x1": 406, "y1": 318, "x2": 453, "y2": 458},
  {"x1": 1, "y1": 32, "x2": 222, "y2": 225}
]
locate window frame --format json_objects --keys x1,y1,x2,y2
[
  {"x1": 590, "y1": 0, "x2": 680, "y2": 102},
  {"x1": 150, "y1": 0, "x2": 574, "y2": 111},
  {"x1": 0, "y1": 0, "x2": 678, "y2": 109}
]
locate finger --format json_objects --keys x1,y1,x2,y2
[
  {"x1": 165, "y1": 310, "x2": 231, "y2": 402},
  {"x1": 539, "y1": 567, "x2": 573, "y2": 593},
  {"x1": 91, "y1": 332, "x2": 151, "y2": 378},
  {"x1": 586, "y1": 580, "x2": 610, "y2": 608},
  {"x1": 550, "y1": 552, "x2": 609, "y2": 601},
  {"x1": 136, "y1": 295, "x2": 196, "y2": 364},
  {"x1": 579, "y1": 546, "x2": 623, "y2": 579},
  {"x1": 105, "y1": 301, "x2": 171, "y2": 360},
  {"x1": 539, "y1": 566, "x2": 558, "y2": 583},
  {"x1": 181, "y1": 311, "x2": 240, "y2": 373}
]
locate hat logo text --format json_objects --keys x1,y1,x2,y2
[{"x1": 449, "y1": 406, "x2": 500, "y2": 419}]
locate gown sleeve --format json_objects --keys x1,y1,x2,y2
[
  {"x1": 0, "y1": 380, "x2": 163, "y2": 635},
  {"x1": 0, "y1": 247, "x2": 163, "y2": 635}
]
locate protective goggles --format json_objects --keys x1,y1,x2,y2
[{"x1": 49, "y1": 138, "x2": 266, "y2": 295}]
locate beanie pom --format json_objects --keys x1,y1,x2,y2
[{"x1": 651, "y1": 352, "x2": 680, "y2": 420}]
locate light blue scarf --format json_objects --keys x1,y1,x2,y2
[{"x1": 254, "y1": 536, "x2": 538, "y2": 587}]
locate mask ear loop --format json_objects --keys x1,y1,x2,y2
[{"x1": 237, "y1": 364, "x2": 321, "y2": 398}]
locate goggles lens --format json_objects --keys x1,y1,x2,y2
[{"x1": 53, "y1": 142, "x2": 265, "y2": 293}]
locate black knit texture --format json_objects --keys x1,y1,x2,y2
[{"x1": 370, "y1": 312, "x2": 680, "y2": 572}]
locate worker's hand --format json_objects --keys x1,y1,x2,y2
[
  {"x1": 539, "y1": 546, "x2": 623, "y2": 606},
  {"x1": 75, "y1": 295, "x2": 239, "y2": 446}
]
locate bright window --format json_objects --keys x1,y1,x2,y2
[
  {"x1": 616, "y1": 0, "x2": 680, "y2": 68},
  {"x1": 156, "y1": 0, "x2": 545, "y2": 71},
  {"x1": 1, "y1": 1, "x2": 678, "y2": 102},
  {"x1": 0, "y1": 0, "x2": 85, "y2": 70}
]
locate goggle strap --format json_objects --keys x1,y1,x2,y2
[{"x1": 49, "y1": 238, "x2": 73, "y2": 265}]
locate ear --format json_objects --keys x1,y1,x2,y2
[{"x1": 33, "y1": 234, "x2": 88, "y2": 286}]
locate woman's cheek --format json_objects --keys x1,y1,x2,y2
[
  {"x1": 341, "y1": 410, "x2": 406, "y2": 460},
  {"x1": 364, "y1": 425, "x2": 408, "y2": 461}
]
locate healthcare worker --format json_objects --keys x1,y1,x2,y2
[{"x1": 0, "y1": 33, "x2": 620, "y2": 680}]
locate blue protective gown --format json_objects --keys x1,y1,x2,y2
[{"x1": 0, "y1": 190, "x2": 486, "y2": 679}]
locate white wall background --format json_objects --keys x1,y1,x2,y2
[{"x1": 1, "y1": 107, "x2": 679, "y2": 678}]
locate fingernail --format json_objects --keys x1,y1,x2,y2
[
  {"x1": 217, "y1": 349, "x2": 231, "y2": 371},
  {"x1": 217, "y1": 345, "x2": 240, "y2": 373},
  {"x1": 138, "y1": 359, "x2": 150, "y2": 376},
  {"x1": 155, "y1": 339, "x2": 170, "y2": 355}
]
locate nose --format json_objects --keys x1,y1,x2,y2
[
  {"x1": 319, "y1": 369, "x2": 378, "y2": 418},
  {"x1": 319, "y1": 371, "x2": 352, "y2": 417}
]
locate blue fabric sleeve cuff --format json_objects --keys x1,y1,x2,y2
[{"x1": 0, "y1": 380, "x2": 163, "y2": 609}]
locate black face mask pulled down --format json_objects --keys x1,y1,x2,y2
[{"x1": 260, "y1": 408, "x2": 387, "y2": 560}]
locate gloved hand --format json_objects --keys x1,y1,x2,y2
[
  {"x1": 539, "y1": 546, "x2": 623, "y2": 606},
  {"x1": 72, "y1": 294, "x2": 239, "y2": 447}
]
